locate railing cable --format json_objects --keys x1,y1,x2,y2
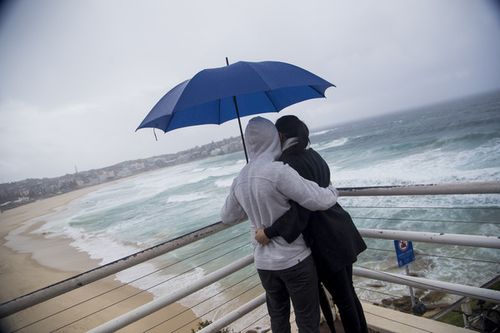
[
  {"x1": 355, "y1": 285, "x2": 401, "y2": 299},
  {"x1": 0, "y1": 220, "x2": 233, "y2": 318},
  {"x1": 169, "y1": 284, "x2": 262, "y2": 333},
  {"x1": 353, "y1": 216, "x2": 500, "y2": 225},
  {"x1": 344, "y1": 205, "x2": 500, "y2": 210},
  {"x1": 4, "y1": 182, "x2": 499, "y2": 328},
  {"x1": 143, "y1": 272, "x2": 259, "y2": 332},
  {"x1": 11, "y1": 232, "x2": 249, "y2": 333},
  {"x1": 354, "y1": 265, "x2": 500, "y2": 302},
  {"x1": 365, "y1": 247, "x2": 500, "y2": 265},
  {"x1": 50, "y1": 242, "x2": 251, "y2": 333},
  {"x1": 239, "y1": 311, "x2": 269, "y2": 332}
]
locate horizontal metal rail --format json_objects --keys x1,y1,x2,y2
[
  {"x1": 197, "y1": 293, "x2": 267, "y2": 333},
  {"x1": 338, "y1": 181, "x2": 500, "y2": 196},
  {"x1": 1, "y1": 181, "x2": 498, "y2": 318},
  {"x1": 358, "y1": 229, "x2": 500, "y2": 249},
  {"x1": 163, "y1": 269, "x2": 500, "y2": 333},
  {"x1": 353, "y1": 267, "x2": 500, "y2": 303},
  {"x1": 88, "y1": 254, "x2": 254, "y2": 333},
  {"x1": 0, "y1": 221, "x2": 231, "y2": 318}
]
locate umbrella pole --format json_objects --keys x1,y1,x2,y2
[
  {"x1": 226, "y1": 57, "x2": 249, "y2": 163},
  {"x1": 232, "y1": 96, "x2": 249, "y2": 163}
]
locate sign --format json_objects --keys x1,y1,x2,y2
[{"x1": 394, "y1": 240, "x2": 415, "y2": 267}]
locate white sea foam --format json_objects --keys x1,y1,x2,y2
[
  {"x1": 214, "y1": 177, "x2": 234, "y2": 188},
  {"x1": 184, "y1": 161, "x2": 243, "y2": 185},
  {"x1": 310, "y1": 129, "x2": 333, "y2": 137},
  {"x1": 311, "y1": 137, "x2": 348, "y2": 151},
  {"x1": 332, "y1": 141, "x2": 500, "y2": 188},
  {"x1": 167, "y1": 193, "x2": 208, "y2": 203}
]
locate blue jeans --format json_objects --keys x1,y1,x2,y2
[{"x1": 257, "y1": 255, "x2": 320, "y2": 333}]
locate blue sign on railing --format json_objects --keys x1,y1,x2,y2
[{"x1": 394, "y1": 240, "x2": 415, "y2": 267}]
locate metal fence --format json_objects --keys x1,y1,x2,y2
[{"x1": 1, "y1": 181, "x2": 499, "y2": 333}]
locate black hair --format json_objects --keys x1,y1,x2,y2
[{"x1": 275, "y1": 115, "x2": 310, "y2": 151}]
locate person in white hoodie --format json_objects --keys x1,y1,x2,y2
[{"x1": 221, "y1": 117, "x2": 338, "y2": 333}]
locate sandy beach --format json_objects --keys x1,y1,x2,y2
[{"x1": 0, "y1": 185, "x2": 199, "y2": 333}]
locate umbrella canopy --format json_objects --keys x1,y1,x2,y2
[{"x1": 137, "y1": 60, "x2": 334, "y2": 161}]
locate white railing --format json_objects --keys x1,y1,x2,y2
[
  {"x1": 197, "y1": 294, "x2": 267, "y2": 333},
  {"x1": 353, "y1": 267, "x2": 500, "y2": 303},
  {"x1": 0, "y1": 181, "x2": 499, "y2": 333},
  {"x1": 89, "y1": 255, "x2": 254, "y2": 333},
  {"x1": 338, "y1": 181, "x2": 500, "y2": 196},
  {"x1": 0, "y1": 221, "x2": 232, "y2": 318},
  {"x1": 358, "y1": 229, "x2": 500, "y2": 249}
]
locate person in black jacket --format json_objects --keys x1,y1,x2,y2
[{"x1": 255, "y1": 115, "x2": 368, "y2": 333}]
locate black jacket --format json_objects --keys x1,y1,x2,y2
[{"x1": 265, "y1": 146, "x2": 366, "y2": 271}]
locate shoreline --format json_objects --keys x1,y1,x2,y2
[{"x1": 0, "y1": 184, "x2": 199, "y2": 332}]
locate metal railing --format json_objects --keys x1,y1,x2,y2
[{"x1": 1, "y1": 181, "x2": 499, "y2": 333}]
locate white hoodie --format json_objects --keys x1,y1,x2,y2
[{"x1": 221, "y1": 117, "x2": 338, "y2": 270}]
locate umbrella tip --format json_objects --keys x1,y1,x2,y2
[{"x1": 225, "y1": 57, "x2": 229, "y2": 66}]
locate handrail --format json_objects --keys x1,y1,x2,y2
[
  {"x1": 338, "y1": 181, "x2": 500, "y2": 196},
  {"x1": 1, "y1": 181, "x2": 498, "y2": 319},
  {"x1": 81, "y1": 228, "x2": 500, "y2": 332},
  {"x1": 197, "y1": 293, "x2": 267, "y2": 333},
  {"x1": 0, "y1": 221, "x2": 231, "y2": 318},
  {"x1": 359, "y1": 229, "x2": 500, "y2": 249},
  {"x1": 353, "y1": 267, "x2": 500, "y2": 303},
  {"x1": 88, "y1": 255, "x2": 254, "y2": 333},
  {"x1": 191, "y1": 267, "x2": 500, "y2": 333}
]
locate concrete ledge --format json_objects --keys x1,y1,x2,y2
[{"x1": 362, "y1": 302, "x2": 474, "y2": 333}]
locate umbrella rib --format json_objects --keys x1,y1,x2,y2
[
  {"x1": 264, "y1": 90, "x2": 280, "y2": 111},
  {"x1": 243, "y1": 62, "x2": 273, "y2": 91},
  {"x1": 310, "y1": 84, "x2": 328, "y2": 97}
]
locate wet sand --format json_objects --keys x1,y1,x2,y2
[{"x1": 0, "y1": 185, "x2": 199, "y2": 333}]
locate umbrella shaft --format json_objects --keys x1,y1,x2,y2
[{"x1": 232, "y1": 95, "x2": 249, "y2": 163}]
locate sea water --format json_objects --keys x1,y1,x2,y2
[{"x1": 15, "y1": 90, "x2": 500, "y2": 330}]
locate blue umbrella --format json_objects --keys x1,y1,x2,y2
[{"x1": 137, "y1": 59, "x2": 334, "y2": 162}]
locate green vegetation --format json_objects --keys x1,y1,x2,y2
[{"x1": 437, "y1": 279, "x2": 500, "y2": 329}]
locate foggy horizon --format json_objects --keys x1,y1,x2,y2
[{"x1": 3, "y1": 88, "x2": 499, "y2": 184}]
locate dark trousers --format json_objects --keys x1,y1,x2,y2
[
  {"x1": 257, "y1": 255, "x2": 320, "y2": 333},
  {"x1": 317, "y1": 260, "x2": 368, "y2": 333}
]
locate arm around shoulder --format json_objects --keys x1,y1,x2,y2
[{"x1": 277, "y1": 165, "x2": 338, "y2": 211}]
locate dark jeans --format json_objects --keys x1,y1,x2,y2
[
  {"x1": 257, "y1": 255, "x2": 320, "y2": 333},
  {"x1": 317, "y1": 261, "x2": 368, "y2": 333}
]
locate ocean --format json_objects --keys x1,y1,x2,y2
[{"x1": 8, "y1": 90, "x2": 500, "y2": 330}]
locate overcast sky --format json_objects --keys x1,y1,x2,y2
[{"x1": 1, "y1": 0, "x2": 499, "y2": 182}]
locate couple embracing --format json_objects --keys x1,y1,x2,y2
[{"x1": 221, "y1": 116, "x2": 367, "y2": 333}]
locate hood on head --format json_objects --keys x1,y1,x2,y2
[{"x1": 244, "y1": 117, "x2": 281, "y2": 161}]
